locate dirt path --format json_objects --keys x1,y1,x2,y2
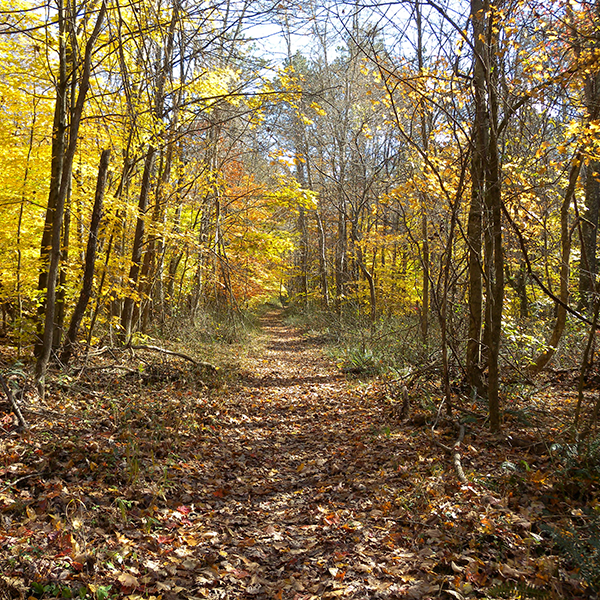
[
  {"x1": 2, "y1": 311, "x2": 432, "y2": 600},
  {"x1": 188, "y1": 311, "x2": 430, "y2": 599}
]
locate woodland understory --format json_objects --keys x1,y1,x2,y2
[{"x1": 1, "y1": 307, "x2": 600, "y2": 600}]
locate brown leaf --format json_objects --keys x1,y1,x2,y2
[{"x1": 118, "y1": 572, "x2": 139, "y2": 590}]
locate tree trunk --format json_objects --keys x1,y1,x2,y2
[
  {"x1": 35, "y1": 0, "x2": 69, "y2": 357},
  {"x1": 53, "y1": 189, "x2": 71, "y2": 350},
  {"x1": 35, "y1": 0, "x2": 107, "y2": 393},
  {"x1": 484, "y1": 129, "x2": 504, "y2": 433},
  {"x1": 351, "y1": 222, "x2": 376, "y2": 324},
  {"x1": 529, "y1": 152, "x2": 583, "y2": 374},
  {"x1": 296, "y1": 205, "x2": 309, "y2": 304},
  {"x1": 16, "y1": 94, "x2": 38, "y2": 357},
  {"x1": 120, "y1": 147, "x2": 156, "y2": 342},
  {"x1": 335, "y1": 207, "x2": 347, "y2": 314},
  {"x1": 579, "y1": 159, "x2": 600, "y2": 308},
  {"x1": 316, "y1": 209, "x2": 330, "y2": 308},
  {"x1": 416, "y1": 0, "x2": 429, "y2": 348},
  {"x1": 577, "y1": 3, "x2": 600, "y2": 309},
  {"x1": 61, "y1": 149, "x2": 110, "y2": 365},
  {"x1": 466, "y1": 0, "x2": 487, "y2": 395},
  {"x1": 468, "y1": 0, "x2": 505, "y2": 432}
]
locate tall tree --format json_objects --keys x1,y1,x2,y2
[
  {"x1": 35, "y1": 0, "x2": 108, "y2": 393},
  {"x1": 575, "y1": 1, "x2": 600, "y2": 308},
  {"x1": 61, "y1": 149, "x2": 111, "y2": 364}
]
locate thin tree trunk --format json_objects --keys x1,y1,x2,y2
[
  {"x1": 316, "y1": 209, "x2": 330, "y2": 308},
  {"x1": 485, "y1": 129, "x2": 504, "y2": 433},
  {"x1": 416, "y1": 0, "x2": 429, "y2": 348},
  {"x1": 53, "y1": 188, "x2": 71, "y2": 350},
  {"x1": 35, "y1": 0, "x2": 107, "y2": 393},
  {"x1": 466, "y1": 0, "x2": 486, "y2": 394},
  {"x1": 575, "y1": 294, "x2": 600, "y2": 429},
  {"x1": 579, "y1": 158, "x2": 600, "y2": 308},
  {"x1": 166, "y1": 202, "x2": 183, "y2": 313},
  {"x1": 355, "y1": 242, "x2": 376, "y2": 324},
  {"x1": 87, "y1": 153, "x2": 134, "y2": 348},
  {"x1": 484, "y1": 3, "x2": 504, "y2": 433},
  {"x1": 296, "y1": 205, "x2": 309, "y2": 304},
  {"x1": 421, "y1": 212, "x2": 429, "y2": 345},
  {"x1": 17, "y1": 95, "x2": 38, "y2": 357},
  {"x1": 335, "y1": 207, "x2": 347, "y2": 314},
  {"x1": 529, "y1": 152, "x2": 583, "y2": 374},
  {"x1": 576, "y1": 1, "x2": 600, "y2": 309},
  {"x1": 120, "y1": 147, "x2": 156, "y2": 343},
  {"x1": 61, "y1": 149, "x2": 110, "y2": 365},
  {"x1": 35, "y1": 0, "x2": 69, "y2": 357}
]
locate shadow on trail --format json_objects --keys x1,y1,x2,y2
[
  {"x1": 178, "y1": 309, "x2": 421, "y2": 598},
  {"x1": 239, "y1": 373, "x2": 344, "y2": 389}
]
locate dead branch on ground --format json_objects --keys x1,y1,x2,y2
[
  {"x1": 127, "y1": 344, "x2": 218, "y2": 373},
  {"x1": 430, "y1": 421, "x2": 468, "y2": 484},
  {"x1": 0, "y1": 372, "x2": 28, "y2": 430}
]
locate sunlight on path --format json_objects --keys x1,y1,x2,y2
[{"x1": 191, "y1": 310, "x2": 427, "y2": 599}]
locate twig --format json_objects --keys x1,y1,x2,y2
[
  {"x1": 0, "y1": 373, "x2": 28, "y2": 430},
  {"x1": 432, "y1": 396, "x2": 447, "y2": 430},
  {"x1": 452, "y1": 424, "x2": 468, "y2": 484},
  {"x1": 389, "y1": 361, "x2": 441, "y2": 385},
  {"x1": 86, "y1": 346, "x2": 113, "y2": 357},
  {"x1": 0, "y1": 472, "x2": 38, "y2": 491},
  {"x1": 83, "y1": 364, "x2": 139, "y2": 373}
]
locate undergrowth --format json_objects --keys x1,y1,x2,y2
[
  {"x1": 283, "y1": 303, "x2": 429, "y2": 375},
  {"x1": 541, "y1": 513, "x2": 600, "y2": 592},
  {"x1": 151, "y1": 307, "x2": 261, "y2": 369},
  {"x1": 283, "y1": 303, "x2": 591, "y2": 388}
]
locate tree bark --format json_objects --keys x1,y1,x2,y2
[
  {"x1": 576, "y1": 1, "x2": 600, "y2": 309},
  {"x1": 466, "y1": 0, "x2": 487, "y2": 395},
  {"x1": 34, "y1": 0, "x2": 69, "y2": 357},
  {"x1": 35, "y1": 0, "x2": 107, "y2": 394},
  {"x1": 53, "y1": 188, "x2": 71, "y2": 350},
  {"x1": 529, "y1": 152, "x2": 583, "y2": 374},
  {"x1": 416, "y1": 0, "x2": 429, "y2": 349},
  {"x1": 120, "y1": 147, "x2": 156, "y2": 343},
  {"x1": 316, "y1": 209, "x2": 330, "y2": 308},
  {"x1": 335, "y1": 207, "x2": 347, "y2": 314},
  {"x1": 351, "y1": 222, "x2": 377, "y2": 324},
  {"x1": 468, "y1": 0, "x2": 505, "y2": 432},
  {"x1": 579, "y1": 159, "x2": 600, "y2": 309},
  {"x1": 61, "y1": 149, "x2": 110, "y2": 365}
]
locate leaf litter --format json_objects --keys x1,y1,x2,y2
[{"x1": 0, "y1": 311, "x2": 596, "y2": 599}]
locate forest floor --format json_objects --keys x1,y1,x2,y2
[{"x1": 0, "y1": 310, "x2": 597, "y2": 599}]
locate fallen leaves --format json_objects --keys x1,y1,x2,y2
[{"x1": 0, "y1": 313, "x2": 596, "y2": 598}]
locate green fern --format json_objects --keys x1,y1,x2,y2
[
  {"x1": 339, "y1": 347, "x2": 382, "y2": 375},
  {"x1": 541, "y1": 517, "x2": 600, "y2": 591},
  {"x1": 487, "y1": 580, "x2": 549, "y2": 599}
]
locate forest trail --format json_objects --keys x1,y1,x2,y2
[
  {"x1": 0, "y1": 312, "x2": 582, "y2": 599},
  {"x1": 199, "y1": 309, "x2": 423, "y2": 598}
]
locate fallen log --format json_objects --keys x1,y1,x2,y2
[
  {"x1": 430, "y1": 421, "x2": 468, "y2": 484},
  {"x1": 126, "y1": 344, "x2": 218, "y2": 374}
]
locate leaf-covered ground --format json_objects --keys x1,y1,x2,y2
[{"x1": 0, "y1": 311, "x2": 597, "y2": 599}]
